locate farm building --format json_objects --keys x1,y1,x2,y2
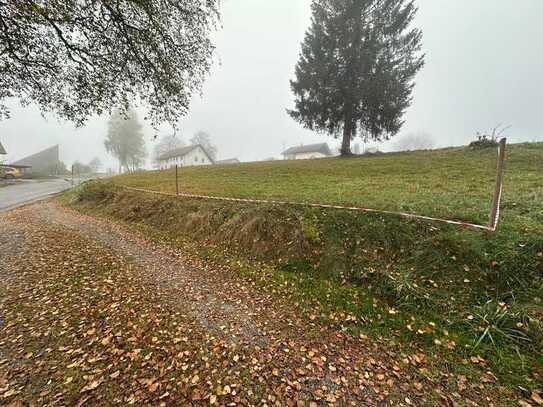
[
  {"x1": 0, "y1": 140, "x2": 6, "y2": 156},
  {"x1": 11, "y1": 145, "x2": 63, "y2": 175},
  {"x1": 158, "y1": 144, "x2": 214, "y2": 170},
  {"x1": 282, "y1": 143, "x2": 332, "y2": 160}
]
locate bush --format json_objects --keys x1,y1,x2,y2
[
  {"x1": 469, "y1": 135, "x2": 499, "y2": 149},
  {"x1": 77, "y1": 181, "x2": 116, "y2": 203}
]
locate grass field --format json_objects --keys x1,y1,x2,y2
[
  {"x1": 68, "y1": 142, "x2": 543, "y2": 398},
  {"x1": 113, "y1": 142, "x2": 542, "y2": 231}
]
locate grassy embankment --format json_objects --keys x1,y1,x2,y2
[{"x1": 64, "y1": 143, "x2": 543, "y2": 398}]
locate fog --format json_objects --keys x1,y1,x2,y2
[{"x1": 1, "y1": 0, "x2": 542, "y2": 168}]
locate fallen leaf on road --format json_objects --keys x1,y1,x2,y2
[{"x1": 532, "y1": 392, "x2": 543, "y2": 406}]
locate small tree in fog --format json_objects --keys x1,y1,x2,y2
[
  {"x1": 191, "y1": 131, "x2": 217, "y2": 161},
  {"x1": 152, "y1": 135, "x2": 185, "y2": 168},
  {"x1": 89, "y1": 157, "x2": 103, "y2": 173},
  {"x1": 395, "y1": 132, "x2": 434, "y2": 151},
  {"x1": 72, "y1": 161, "x2": 92, "y2": 174},
  {"x1": 104, "y1": 110, "x2": 147, "y2": 173},
  {"x1": 289, "y1": 0, "x2": 425, "y2": 156}
]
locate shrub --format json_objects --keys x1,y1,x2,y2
[
  {"x1": 469, "y1": 135, "x2": 499, "y2": 149},
  {"x1": 469, "y1": 124, "x2": 510, "y2": 149},
  {"x1": 77, "y1": 181, "x2": 116, "y2": 203}
]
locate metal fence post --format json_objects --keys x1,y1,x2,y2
[
  {"x1": 175, "y1": 165, "x2": 179, "y2": 196},
  {"x1": 489, "y1": 138, "x2": 507, "y2": 231}
]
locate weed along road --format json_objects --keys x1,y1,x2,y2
[{"x1": 0, "y1": 179, "x2": 70, "y2": 211}]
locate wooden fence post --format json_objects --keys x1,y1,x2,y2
[
  {"x1": 175, "y1": 165, "x2": 179, "y2": 196},
  {"x1": 489, "y1": 138, "x2": 507, "y2": 231}
]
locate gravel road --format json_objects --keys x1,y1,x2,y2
[{"x1": 0, "y1": 200, "x2": 505, "y2": 406}]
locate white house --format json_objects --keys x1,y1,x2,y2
[
  {"x1": 281, "y1": 143, "x2": 333, "y2": 160},
  {"x1": 158, "y1": 145, "x2": 214, "y2": 169}
]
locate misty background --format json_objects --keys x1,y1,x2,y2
[{"x1": 1, "y1": 0, "x2": 542, "y2": 168}]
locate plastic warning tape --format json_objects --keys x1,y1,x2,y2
[
  {"x1": 490, "y1": 183, "x2": 502, "y2": 231},
  {"x1": 121, "y1": 186, "x2": 498, "y2": 232},
  {"x1": 488, "y1": 140, "x2": 506, "y2": 231}
]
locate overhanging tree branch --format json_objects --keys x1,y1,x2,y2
[{"x1": 0, "y1": 0, "x2": 219, "y2": 127}]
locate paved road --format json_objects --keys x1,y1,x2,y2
[{"x1": 0, "y1": 179, "x2": 70, "y2": 212}]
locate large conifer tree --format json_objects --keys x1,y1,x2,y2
[{"x1": 289, "y1": 0, "x2": 424, "y2": 155}]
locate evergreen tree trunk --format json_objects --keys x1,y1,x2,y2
[{"x1": 341, "y1": 108, "x2": 354, "y2": 156}]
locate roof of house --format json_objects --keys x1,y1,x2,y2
[
  {"x1": 158, "y1": 144, "x2": 214, "y2": 163},
  {"x1": 12, "y1": 145, "x2": 59, "y2": 167},
  {"x1": 282, "y1": 143, "x2": 332, "y2": 156},
  {"x1": 0, "y1": 141, "x2": 6, "y2": 155}
]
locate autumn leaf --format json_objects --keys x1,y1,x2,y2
[
  {"x1": 101, "y1": 335, "x2": 112, "y2": 346},
  {"x1": 532, "y1": 392, "x2": 543, "y2": 406},
  {"x1": 80, "y1": 379, "x2": 101, "y2": 393},
  {"x1": 148, "y1": 382, "x2": 159, "y2": 393}
]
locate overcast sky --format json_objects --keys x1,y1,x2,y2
[{"x1": 1, "y1": 0, "x2": 542, "y2": 168}]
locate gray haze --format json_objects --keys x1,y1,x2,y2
[{"x1": 1, "y1": 0, "x2": 542, "y2": 168}]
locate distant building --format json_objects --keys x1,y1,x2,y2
[
  {"x1": 0, "y1": 140, "x2": 6, "y2": 156},
  {"x1": 364, "y1": 147, "x2": 381, "y2": 154},
  {"x1": 12, "y1": 145, "x2": 62, "y2": 175},
  {"x1": 214, "y1": 158, "x2": 240, "y2": 165},
  {"x1": 158, "y1": 144, "x2": 214, "y2": 169},
  {"x1": 282, "y1": 143, "x2": 333, "y2": 160}
]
